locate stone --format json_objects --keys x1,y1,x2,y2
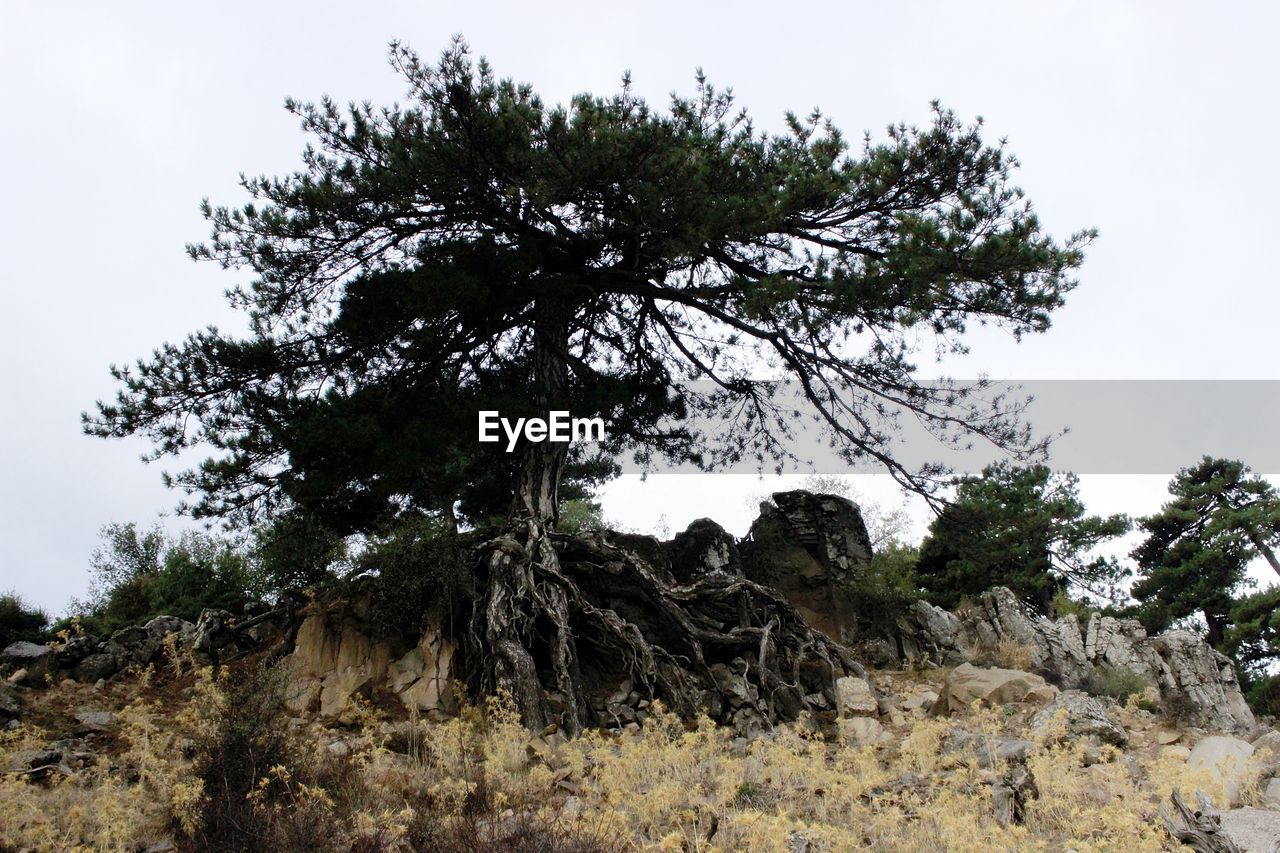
[
  {"x1": 958, "y1": 587, "x2": 1092, "y2": 686},
  {"x1": 893, "y1": 600, "x2": 968, "y2": 666},
  {"x1": 1155, "y1": 728, "x2": 1181, "y2": 745},
  {"x1": 902, "y1": 690, "x2": 939, "y2": 713},
  {"x1": 932, "y1": 663, "x2": 1055, "y2": 714},
  {"x1": 741, "y1": 490, "x2": 873, "y2": 643},
  {"x1": 0, "y1": 683, "x2": 20, "y2": 724},
  {"x1": 841, "y1": 716, "x2": 890, "y2": 747},
  {"x1": 1161, "y1": 745, "x2": 1192, "y2": 761},
  {"x1": 1254, "y1": 731, "x2": 1280, "y2": 754},
  {"x1": 73, "y1": 653, "x2": 118, "y2": 683},
  {"x1": 74, "y1": 710, "x2": 115, "y2": 733},
  {"x1": 1264, "y1": 777, "x2": 1280, "y2": 809},
  {"x1": 1218, "y1": 806, "x2": 1280, "y2": 851},
  {"x1": 1152, "y1": 631, "x2": 1255, "y2": 733},
  {"x1": 1188, "y1": 735, "x2": 1256, "y2": 807},
  {"x1": 1, "y1": 642, "x2": 53, "y2": 684},
  {"x1": 1029, "y1": 690, "x2": 1128, "y2": 747},
  {"x1": 835, "y1": 676, "x2": 878, "y2": 716},
  {"x1": 667, "y1": 518, "x2": 743, "y2": 582}
]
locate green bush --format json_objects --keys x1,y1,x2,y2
[
  {"x1": 846, "y1": 542, "x2": 920, "y2": 637},
  {"x1": 252, "y1": 512, "x2": 348, "y2": 593},
  {"x1": 77, "y1": 523, "x2": 255, "y2": 635},
  {"x1": 360, "y1": 516, "x2": 474, "y2": 636},
  {"x1": 1245, "y1": 674, "x2": 1280, "y2": 717},
  {"x1": 0, "y1": 591, "x2": 49, "y2": 648}
]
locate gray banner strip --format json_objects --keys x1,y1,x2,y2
[{"x1": 609, "y1": 380, "x2": 1280, "y2": 476}]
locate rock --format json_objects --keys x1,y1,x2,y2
[
  {"x1": 841, "y1": 716, "x2": 890, "y2": 747},
  {"x1": 0, "y1": 683, "x2": 21, "y2": 724},
  {"x1": 284, "y1": 603, "x2": 454, "y2": 719},
  {"x1": 741, "y1": 490, "x2": 872, "y2": 643},
  {"x1": 191, "y1": 609, "x2": 237, "y2": 661},
  {"x1": 1152, "y1": 631, "x2": 1255, "y2": 733},
  {"x1": 1029, "y1": 690, "x2": 1128, "y2": 747},
  {"x1": 932, "y1": 663, "x2": 1056, "y2": 714},
  {"x1": 73, "y1": 653, "x2": 118, "y2": 683},
  {"x1": 1254, "y1": 731, "x2": 1280, "y2": 754},
  {"x1": 958, "y1": 587, "x2": 1092, "y2": 686},
  {"x1": 1155, "y1": 728, "x2": 1181, "y2": 745},
  {"x1": 1264, "y1": 777, "x2": 1280, "y2": 809},
  {"x1": 1, "y1": 642, "x2": 53, "y2": 684},
  {"x1": 1188, "y1": 735, "x2": 1256, "y2": 807},
  {"x1": 667, "y1": 518, "x2": 743, "y2": 582},
  {"x1": 997, "y1": 739, "x2": 1035, "y2": 764},
  {"x1": 836, "y1": 676, "x2": 877, "y2": 716},
  {"x1": 1218, "y1": 806, "x2": 1280, "y2": 851},
  {"x1": 893, "y1": 600, "x2": 969, "y2": 666},
  {"x1": 710, "y1": 662, "x2": 758, "y2": 710},
  {"x1": 74, "y1": 710, "x2": 115, "y2": 733},
  {"x1": 903, "y1": 690, "x2": 939, "y2": 713},
  {"x1": 1161, "y1": 745, "x2": 1192, "y2": 761}
]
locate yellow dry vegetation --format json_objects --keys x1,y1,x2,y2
[{"x1": 0, "y1": 667, "x2": 1265, "y2": 851}]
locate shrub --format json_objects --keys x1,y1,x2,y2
[
  {"x1": 77, "y1": 523, "x2": 255, "y2": 635},
  {"x1": 252, "y1": 511, "x2": 348, "y2": 592},
  {"x1": 846, "y1": 542, "x2": 920, "y2": 638},
  {"x1": 0, "y1": 590, "x2": 49, "y2": 648},
  {"x1": 361, "y1": 516, "x2": 474, "y2": 636},
  {"x1": 1084, "y1": 665, "x2": 1151, "y2": 703}
]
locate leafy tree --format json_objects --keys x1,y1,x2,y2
[
  {"x1": 86, "y1": 39, "x2": 1091, "y2": 729},
  {"x1": 916, "y1": 462, "x2": 1130, "y2": 614},
  {"x1": 77, "y1": 523, "x2": 254, "y2": 634},
  {"x1": 1131, "y1": 458, "x2": 1279, "y2": 646},
  {"x1": 0, "y1": 591, "x2": 49, "y2": 648}
]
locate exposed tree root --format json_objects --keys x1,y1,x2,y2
[{"x1": 465, "y1": 520, "x2": 865, "y2": 735}]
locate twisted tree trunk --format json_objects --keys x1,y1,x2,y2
[{"x1": 471, "y1": 294, "x2": 863, "y2": 734}]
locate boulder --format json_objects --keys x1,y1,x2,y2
[
  {"x1": 1151, "y1": 631, "x2": 1255, "y2": 733},
  {"x1": 73, "y1": 710, "x2": 115, "y2": 734},
  {"x1": 1029, "y1": 690, "x2": 1128, "y2": 746},
  {"x1": 1264, "y1": 777, "x2": 1280, "y2": 809},
  {"x1": 892, "y1": 600, "x2": 968, "y2": 666},
  {"x1": 73, "y1": 653, "x2": 118, "y2": 683},
  {"x1": 1218, "y1": 807, "x2": 1280, "y2": 851},
  {"x1": 667, "y1": 518, "x2": 743, "y2": 583},
  {"x1": 841, "y1": 716, "x2": 890, "y2": 747},
  {"x1": 741, "y1": 491, "x2": 872, "y2": 643},
  {"x1": 932, "y1": 663, "x2": 1056, "y2": 715},
  {"x1": 835, "y1": 676, "x2": 878, "y2": 716},
  {"x1": 1, "y1": 642, "x2": 53, "y2": 684},
  {"x1": 1188, "y1": 735, "x2": 1256, "y2": 807},
  {"x1": 0, "y1": 683, "x2": 20, "y2": 725}
]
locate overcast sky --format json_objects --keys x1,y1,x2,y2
[{"x1": 2, "y1": 2, "x2": 1277, "y2": 614}]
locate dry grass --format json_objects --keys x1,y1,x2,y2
[{"x1": 0, "y1": 665, "x2": 1268, "y2": 851}]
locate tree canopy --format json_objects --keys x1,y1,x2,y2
[
  {"x1": 86, "y1": 38, "x2": 1091, "y2": 533},
  {"x1": 1132, "y1": 456, "x2": 1280, "y2": 645},
  {"x1": 915, "y1": 462, "x2": 1130, "y2": 614}
]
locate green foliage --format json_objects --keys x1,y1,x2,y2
[
  {"x1": 916, "y1": 462, "x2": 1130, "y2": 614},
  {"x1": 360, "y1": 516, "x2": 474, "y2": 636},
  {"x1": 1225, "y1": 586, "x2": 1280, "y2": 683},
  {"x1": 1132, "y1": 457, "x2": 1280, "y2": 647},
  {"x1": 1244, "y1": 675, "x2": 1280, "y2": 718},
  {"x1": 849, "y1": 542, "x2": 921, "y2": 636},
  {"x1": 557, "y1": 498, "x2": 607, "y2": 534},
  {"x1": 1051, "y1": 588, "x2": 1099, "y2": 631},
  {"x1": 77, "y1": 523, "x2": 255, "y2": 635},
  {"x1": 87, "y1": 38, "x2": 1092, "y2": 535},
  {"x1": 1083, "y1": 665, "x2": 1150, "y2": 703},
  {"x1": 0, "y1": 591, "x2": 49, "y2": 648},
  {"x1": 251, "y1": 511, "x2": 347, "y2": 592}
]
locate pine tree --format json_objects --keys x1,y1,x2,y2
[
  {"x1": 86, "y1": 39, "x2": 1093, "y2": 729},
  {"x1": 1132, "y1": 457, "x2": 1280, "y2": 646},
  {"x1": 916, "y1": 462, "x2": 1130, "y2": 614}
]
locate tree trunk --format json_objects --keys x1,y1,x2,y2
[
  {"x1": 469, "y1": 294, "x2": 863, "y2": 736},
  {"x1": 1246, "y1": 530, "x2": 1280, "y2": 579},
  {"x1": 1205, "y1": 610, "x2": 1227, "y2": 648},
  {"x1": 516, "y1": 295, "x2": 574, "y2": 524}
]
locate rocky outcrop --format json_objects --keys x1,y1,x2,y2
[
  {"x1": 888, "y1": 600, "x2": 969, "y2": 666},
  {"x1": 1, "y1": 641, "x2": 54, "y2": 685},
  {"x1": 667, "y1": 518, "x2": 742, "y2": 583},
  {"x1": 741, "y1": 491, "x2": 872, "y2": 643},
  {"x1": 922, "y1": 587, "x2": 1256, "y2": 734},
  {"x1": 284, "y1": 600, "x2": 455, "y2": 720},
  {"x1": 1029, "y1": 690, "x2": 1128, "y2": 746},
  {"x1": 931, "y1": 663, "x2": 1057, "y2": 714}
]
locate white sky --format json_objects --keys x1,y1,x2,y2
[{"x1": 2, "y1": 2, "x2": 1277, "y2": 613}]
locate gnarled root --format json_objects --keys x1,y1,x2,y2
[{"x1": 466, "y1": 521, "x2": 864, "y2": 735}]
